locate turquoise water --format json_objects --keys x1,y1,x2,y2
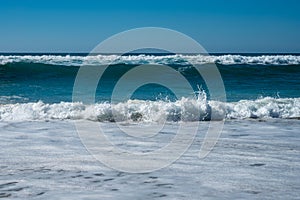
[{"x1": 1, "y1": 53, "x2": 300, "y2": 103}]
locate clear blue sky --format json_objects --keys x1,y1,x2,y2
[{"x1": 1, "y1": 0, "x2": 299, "y2": 53}]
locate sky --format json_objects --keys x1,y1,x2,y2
[{"x1": 0, "y1": 0, "x2": 300, "y2": 53}]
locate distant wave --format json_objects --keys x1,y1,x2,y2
[
  {"x1": 1, "y1": 96, "x2": 299, "y2": 122},
  {"x1": 1, "y1": 54, "x2": 300, "y2": 66}
]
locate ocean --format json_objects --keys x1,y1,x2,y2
[{"x1": 1, "y1": 53, "x2": 300, "y2": 199}]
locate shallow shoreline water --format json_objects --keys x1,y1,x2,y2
[{"x1": 1, "y1": 119, "x2": 299, "y2": 199}]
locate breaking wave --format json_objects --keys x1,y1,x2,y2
[
  {"x1": 1, "y1": 96, "x2": 299, "y2": 122},
  {"x1": 1, "y1": 54, "x2": 300, "y2": 66}
]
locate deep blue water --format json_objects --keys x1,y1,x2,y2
[{"x1": 0, "y1": 53, "x2": 300, "y2": 104}]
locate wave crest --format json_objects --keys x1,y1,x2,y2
[
  {"x1": 1, "y1": 54, "x2": 300, "y2": 66},
  {"x1": 1, "y1": 97, "x2": 299, "y2": 122}
]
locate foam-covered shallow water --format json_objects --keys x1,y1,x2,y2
[{"x1": 1, "y1": 120, "x2": 299, "y2": 199}]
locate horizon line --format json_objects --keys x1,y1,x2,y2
[{"x1": 1, "y1": 52, "x2": 300, "y2": 55}]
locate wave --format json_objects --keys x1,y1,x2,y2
[
  {"x1": 1, "y1": 96, "x2": 299, "y2": 122},
  {"x1": 1, "y1": 54, "x2": 300, "y2": 66}
]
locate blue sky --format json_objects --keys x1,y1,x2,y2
[{"x1": 0, "y1": 0, "x2": 299, "y2": 53}]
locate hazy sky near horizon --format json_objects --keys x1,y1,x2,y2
[{"x1": 0, "y1": 0, "x2": 299, "y2": 53}]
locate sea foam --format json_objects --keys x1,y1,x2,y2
[
  {"x1": 1, "y1": 54, "x2": 300, "y2": 66},
  {"x1": 1, "y1": 97, "x2": 299, "y2": 122}
]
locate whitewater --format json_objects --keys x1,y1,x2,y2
[
  {"x1": 1, "y1": 54, "x2": 300, "y2": 66},
  {"x1": 0, "y1": 96, "x2": 300, "y2": 122}
]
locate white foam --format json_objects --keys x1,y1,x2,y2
[
  {"x1": 1, "y1": 96, "x2": 299, "y2": 122},
  {"x1": 1, "y1": 54, "x2": 300, "y2": 66}
]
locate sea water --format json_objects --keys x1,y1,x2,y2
[{"x1": 0, "y1": 54, "x2": 300, "y2": 199}]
